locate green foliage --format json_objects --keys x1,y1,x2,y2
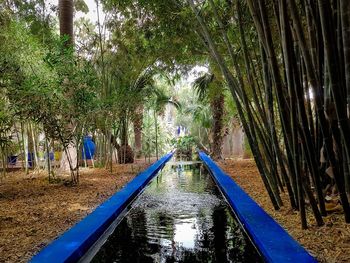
[
  {"x1": 171, "y1": 135, "x2": 196, "y2": 153},
  {"x1": 0, "y1": 0, "x2": 57, "y2": 45},
  {"x1": 193, "y1": 73, "x2": 215, "y2": 102},
  {"x1": 174, "y1": 83, "x2": 211, "y2": 149},
  {"x1": 0, "y1": 96, "x2": 15, "y2": 156},
  {"x1": 74, "y1": 0, "x2": 89, "y2": 13},
  {"x1": 149, "y1": 85, "x2": 181, "y2": 114},
  {"x1": 0, "y1": 0, "x2": 244, "y2": 168},
  {"x1": 141, "y1": 108, "x2": 173, "y2": 157},
  {"x1": 0, "y1": 20, "x2": 98, "y2": 152},
  {"x1": 102, "y1": 0, "x2": 205, "y2": 72}
]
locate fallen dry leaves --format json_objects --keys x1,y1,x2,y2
[
  {"x1": 219, "y1": 159, "x2": 350, "y2": 263},
  {"x1": 0, "y1": 162, "x2": 150, "y2": 263}
]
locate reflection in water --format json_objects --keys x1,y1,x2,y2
[{"x1": 91, "y1": 161, "x2": 262, "y2": 263}]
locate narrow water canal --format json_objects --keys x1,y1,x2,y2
[{"x1": 89, "y1": 159, "x2": 263, "y2": 263}]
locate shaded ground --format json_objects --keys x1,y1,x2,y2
[
  {"x1": 0, "y1": 161, "x2": 150, "y2": 263},
  {"x1": 219, "y1": 159, "x2": 350, "y2": 263}
]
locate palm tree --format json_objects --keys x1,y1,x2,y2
[
  {"x1": 151, "y1": 88, "x2": 181, "y2": 160},
  {"x1": 184, "y1": 103, "x2": 212, "y2": 152},
  {"x1": 131, "y1": 69, "x2": 155, "y2": 158},
  {"x1": 59, "y1": 0, "x2": 74, "y2": 45},
  {"x1": 133, "y1": 105, "x2": 144, "y2": 158},
  {"x1": 193, "y1": 73, "x2": 225, "y2": 160},
  {"x1": 114, "y1": 69, "x2": 156, "y2": 163},
  {"x1": 57, "y1": 0, "x2": 76, "y2": 183}
]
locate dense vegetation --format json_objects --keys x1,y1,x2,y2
[{"x1": 1, "y1": 0, "x2": 350, "y2": 229}]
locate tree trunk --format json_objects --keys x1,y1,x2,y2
[
  {"x1": 317, "y1": 0, "x2": 350, "y2": 222},
  {"x1": 340, "y1": 0, "x2": 350, "y2": 116},
  {"x1": 45, "y1": 135, "x2": 51, "y2": 183},
  {"x1": 154, "y1": 110, "x2": 159, "y2": 160},
  {"x1": 133, "y1": 105, "x2": 143, "y2": 158},
  {"x1": 118, "y1": 117, "x2": 134, "y2": 164},
  {"x1": 211, "y1": 91, "x2": 224, "y2": 160},
  {"x1": 20, "y1": 122, "x2": 28, "y2": 175},
  {"x1": 59, "y1": 0, "x2": 74, "y2": 45}
]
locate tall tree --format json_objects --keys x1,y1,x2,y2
[
  {"x1": 59, "y1": 0, "x2": 74, "y2": 45},
  {"x1": 193, "y1": 73, "x2": 225, "y2": 160}
]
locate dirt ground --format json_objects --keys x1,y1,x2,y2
[
  {"x1": 0, "y1": 162, "x2": 150, "y2": 263},
  {"x1": 219, "y1": 159, "x2": 350, "y2": 263}
]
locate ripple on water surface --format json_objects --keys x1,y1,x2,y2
[{"x1": 91, "y1": 161, "x2": 263, "y2": 263}]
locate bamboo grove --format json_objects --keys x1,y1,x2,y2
[
  {"x1": 119, "y1": 0, "x2": 350, "y2": 227},
  {"x1": 180, "y1": 0, "x2": 350, "y2": 228},
  {"x1": 58, "y1": 0, "x2": 350, "y2": 228}
]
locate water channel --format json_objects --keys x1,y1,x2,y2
[{"x1": 87, "y1": 159, "x2": 263, "y2": 263}]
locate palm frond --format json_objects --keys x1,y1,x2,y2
[
  {"x1": 152, "y1": 88, "x2": 182, "y2": 113},
  {"x1": 192, "y1": 73, "x2": 214, "y2": 101},
  {"x1": 132, "y1": 68, "x2": 154, "y2": 92},
  {"x1": 167, "y1": 99, "x2": 182, "y2": 111}
]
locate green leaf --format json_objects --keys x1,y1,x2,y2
[{"x1": 74, "y1": 0, "x2": 89, "y2": 14}]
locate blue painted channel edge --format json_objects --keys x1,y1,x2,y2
[
  {"x1": 31, "y1": 152, "x2": 174, "y2": 263},
  {"x1": 199, "y1": 151, "x2": 317, "y2": 263}
]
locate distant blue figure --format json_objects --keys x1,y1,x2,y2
[
  {"x1": 44, "y1": 152, "x2": 54, "y2": 161},
  {"x1": 177, "y1": 126, "x2": 181, "y2": 135},
  {"x1": 28, "y1": 152, "x2": 34, "y2": 167},
  {"x1": 82, "y1": 136, "x2": 96, "y2": 160},
  {"x1": 7, "y1": 155, "x2": 18, "y2": 165}
]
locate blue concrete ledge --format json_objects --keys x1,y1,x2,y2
[
  {"x1": 199, "y1": 152, "x2": 317, "y2": 263},
  {"x1": 31, "y1": 152, "x2": 173, "y2": 263}
]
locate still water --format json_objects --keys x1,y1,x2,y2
[{"x1": 90, "y1": 160, "x2": 263, "y2": 263}]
